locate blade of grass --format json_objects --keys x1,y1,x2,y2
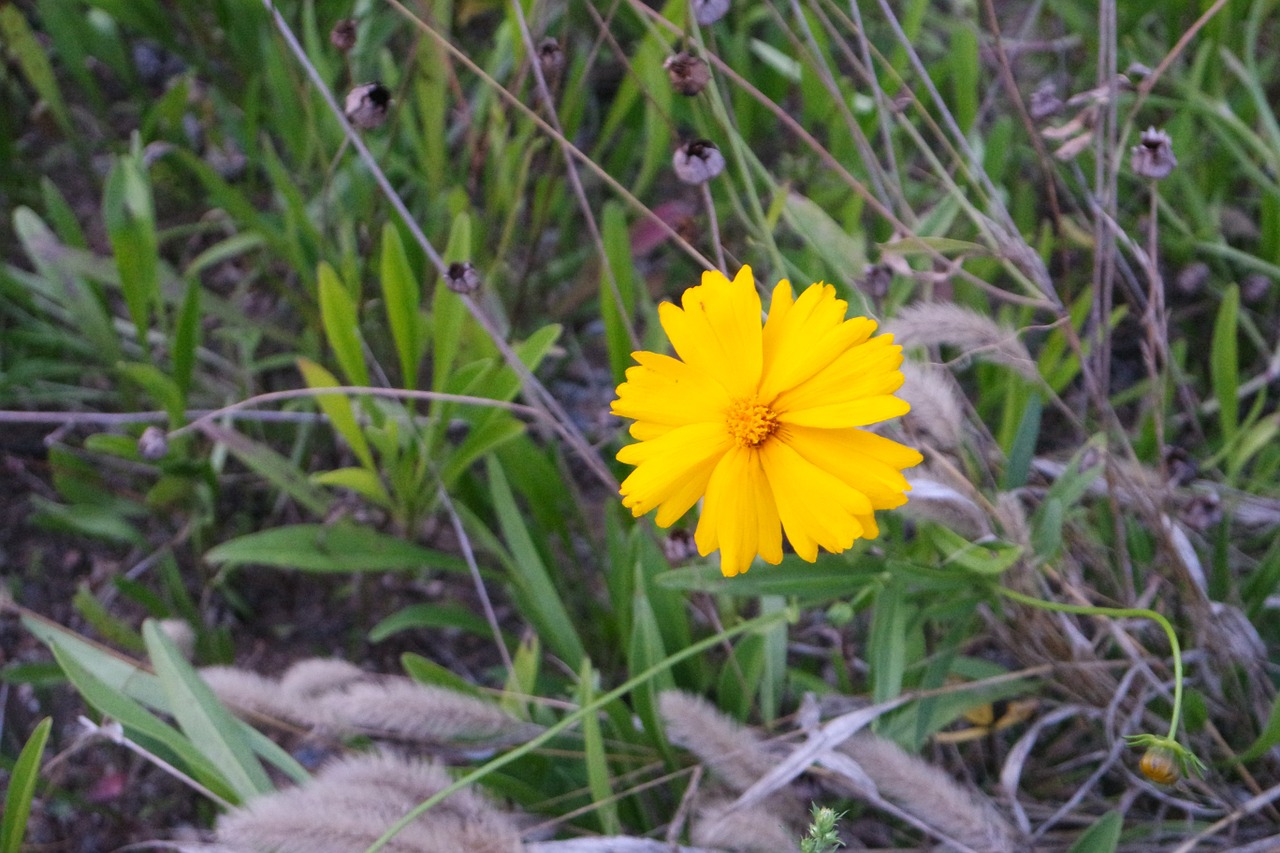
[{"x1": 0, "y1": 718, "x2": 52, "y2": 853}]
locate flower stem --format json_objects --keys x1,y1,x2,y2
[{"x1": 993, "y1": 585, "x2": 1184, "y2": 739}]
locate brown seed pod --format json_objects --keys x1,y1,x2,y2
[
  {"x1": 1131, "y1": 127, "x2": 1176, "y2": 180},
  {"x1": 537, "y1": 37, "x2": 564, "y2": 77},
  {"x1": 673, "y1": 139, "x2": 725, "y2": 184},
  {"x1": 663, "y1": 52, "x2": 711, "y2": 96},
  {"x1": 692, "y1": 0, "x2": 730, "y2": 26},
  {"x1": 138, "y1": 426, "x2": 169, "y2": 461},
  {"x1": 330, "y1": 19, "x2": 357, "y2": 53},
  {"x1": 445, "y1": 262, "x2": 481, "y2": 295},
  {"x1": 344, "y1": 82, "x2": 390, "y2": 130}
]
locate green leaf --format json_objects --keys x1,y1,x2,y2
[
  {"x1": 0, "y1": 717, "x2": 52, "y2": 853},
  {"x1": 317, "y1": 262, "x2": 370, "y2": 387},
  {"x1": 577, "y1": 659, "x2": 621, "y2": 835},
  {"x1": 201, "y1": 423, "x2": 335, "y2": 518},
  {"x1": 205, "y1": 523, "x2": 467, "y2": 574},
  {"x1": 72, "y1": 584, "x2": 145, "y2": 654},
  {"x1": 486, "y1": 457, "x2": 585, "y2": 666},
  {"x1": 927, "y1": 526, "x2": 1025, "y2": 576},
  {"x1": 1211, "y1": 284, "x2": 1240, "y2": 442},
  {"x1": 172, "y1": 279, "x2": 201, "y2": 401},
  {"x1": 868, "y1": 581, "x2": 908, "y2": 704},
  {"x1": 380, "y1": 224, "x2": 422, "y2": 389},
  {"x1": 655, "y1": 557, "x2": 881, "y2": 600},
  {"x1": 0, "y1": 7, "x2": 73, "y2": 137},
  {"x1": 370, "y1": 603, "x2": 495, "y2": 643},
  {"x1": 103, "y1": 153, "x2": 160, "y2": 348},
  {"x1": 879, "y1": 236, "x2": 991, "y2": 257},
  {"x1": 119, "y1": 362, "x2": 184, "y2": 426},
  {"x1": 143, "y1": 620, "x2": 273, "y2": 801},
  {"x1": 1229, "y1": 693, "x2": 1280, "y2": 764},
  {"x1": 783, "y1": 192, "x2": 868, "y2": 279},
  {"x1": 297, "y1": 357, "x2": 377, "y2": 472},
  {"x1": 400, "y1": 652, "x2": 485, "y2": 699},
  {"x1": 49, "y1": 647, "x2": 238, "y2": 805},
  {"x1": 311, "y1": 467, "x2": 395, "y2": 508},
  {"x1": 600, "y1": 201, "x2": 637, "y2": 385},
  {"x1": 1065, "y1": 810, "x2": 1122, "y2": 853}
]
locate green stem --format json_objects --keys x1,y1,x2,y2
[
  {"x1": 994, "y1": 585, "x2": 1184, "y2": 739},
  {"x1": 364, "y1": 607, "x2": 792, "y2": 852}
]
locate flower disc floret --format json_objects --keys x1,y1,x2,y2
[{"x1": 611, "y1": 266, "x2": 923, "y2": 576}]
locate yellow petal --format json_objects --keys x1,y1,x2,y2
[
  {"x1": 774, "y1": 334, "x2": 905, "y2": 414},
  {"x1": 780, "y1": 426, "x2": 923, "y2": 508},
  {"x1": 618, "y1": 422, "x2": 731, "y2": 518},
  {"x1": 612, "y1": 351, "x2": 730, "y2": 427},
  {"x1": 760, "y1": 283, "x2": 878, "y2": 400},
  {"x1": 658, "y1": 266, "x2": 763, "y2": 397},
  {"x1": 759, "y1": 439, "x2": 872, "y2": 560},
  {"x1": 778, "y1": 395, "x2": 910, "y2": 428},
  {"x1": 694, "y1": 446, "x2": 782, "y2": 576}
]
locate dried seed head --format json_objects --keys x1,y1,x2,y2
[
  {"x1": 663, "y1": 52, "x2": 711, "y2": 96},
  {"x1": 1175, "y1": 261, "x2": 1210, "y2": 295},
  {"x1": 1163, "y1": 445, "x2": 1198, "y2": 487},
  {"x1": 857, "y1": 263, "x2": 893, "y2": 299},
  {"x1": 692, "y1": 0, "x2": 730, "y2": 26},
  {"x1": 1131, "y1": 126, "x2": 1176, "y2": 179},
  {"x1": 1180, "y1": 490, "x2": 1222, "y2": 532},
  {"x1": 662, "y1": 528, "x2": 698, "y2": 563},
  {"x1": 445, "y1": 262, "x2": 481, "y2": 294},
  {"x1": 1029, "y1": 81, "x2": 1062, "y2": 121},
  {"x1": 673, "y1": 139, "x2": 725, "y2": 184},
  {"x1": 344, "y1": 82, "x2": 390, "y2": 130},
  {"x1": 330, "y1": 19, "x2": 358, "y2": 53},
  {"x1": 537, "y1": 37, "x2": 564, "y2": 76},
  {"x1": 1242, "y1": 272, "x2": 1272, "y2": 303},
  {"x1": 138, "y1": 426, "x2": 169, "y2": 460}
]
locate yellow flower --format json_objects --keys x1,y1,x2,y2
[{"x1": 611, "y1": 266, "x2": 923, "y2": 576}]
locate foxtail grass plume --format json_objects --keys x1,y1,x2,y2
[{"x1": 611, "y1": 267, "x2": 922, "y2": 576}]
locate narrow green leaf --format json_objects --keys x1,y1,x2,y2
[
  {"x1": 50, "y1": 647, "x2": 238, "y2": 805},
  {"x1": 868, "y1": 581, "x2": 908, "y2": 704},
  {"x1": 0, "y1": 6, "x2": 74, "y2": 137},
  {"x1": 0, "y1": 717, "x2": 52, "y2": 853},
  {"x1": 380, "y1": 224, "x2": 421, "y2": 389},
  {"x1": 1229, "y1": 693, "x2": 1280, "y2": 764},
  {"x1": 1065, "y1": 810, "x2": 1122, "y2": 853},
  {"x1": 401, "y1": 652, "x2": 486, "y2": 699},
  {"x1": 172, "y1": 279, "x2": 201, "y2": 401},
  {"x1": 577, "y1": 659, "x2": 621, "y2": 835},
  {"x1": 371, "y1": 604, "x2": 494, "y2": 643},
  {"x1": 143, "y1": 620, "x2": 273, "y2": 800},
  {"x1": 205, "y1": 523, "x2": 467, "y2": 574},
  {"x1": 311, "y1": 467, "x2": 394, "y2": 508},
  {"x1": 119, "y1": 362, "x2": 184, "y2": 426},
  {"x1": 783, "y1": 192, "x2": 868, "y2": 279},
  {"x1": 103, "y1": 154, "x2": 160, "y2": 347},
  {"x1": 600, "y1": 201, "x2": 637, "y2": 385},
  {"x1": 486, "y1": 457, "x2": 585, "y2": 666},
  {"x1": 297, "y1": 357, "x2": 376, "y2": 471},
  {"x1": 200, "y1": 423, "x2": 335, "y2": 518},
  {"x1": 1211, "y1": 284, "x2": 1240, "y2": 442},
  {"x1": 317, "y1": 262, "x2": 370, "y2": 387}
]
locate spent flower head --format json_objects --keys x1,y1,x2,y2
[
  {"x1": 1126, "y1": 733, "x2": 1206, "y2": 785},
  {"x1": 1131, "y1": 127, "x2": 1176, "y2": 179},
  {"x1": 611, "y1": 267, "x2": 922, "y2": 576}
]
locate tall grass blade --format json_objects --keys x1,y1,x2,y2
[{"x1": 0, "y1": 717, "x2": 52, "y2": 853}]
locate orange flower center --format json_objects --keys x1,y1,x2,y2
[{"x1": 725, "y1": 397, "x2": 780, "y2": 448}]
